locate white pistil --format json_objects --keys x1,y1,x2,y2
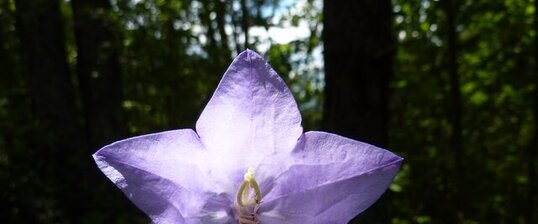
[{"x1": 236, "y1": 167, "x2": 262, "y2": 224}]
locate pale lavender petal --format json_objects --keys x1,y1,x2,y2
[
  {"x1": 93, "y1": 129, "x2": 232, "y2": 224},
  {"x1": 195, "y1": 49, "x2": 303, "y2": 168},
  {"x1": 259, "y1": 131, "x2": 403, "y2": 223}
]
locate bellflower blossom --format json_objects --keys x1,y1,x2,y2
[{"x1": 93, "y1": 49, "x2": 403, "y2": 224}]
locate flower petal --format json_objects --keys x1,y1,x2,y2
[
  {"x1": 259, "y1": 131, "x2": 403, "y2": 223},
  {"x1": 93, "y1": 129, "x2": 232, "y2": 224},
  {"x1": 195, "y1": 49, "x2": 303, "y2": 167}
]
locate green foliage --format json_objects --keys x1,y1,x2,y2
[
  {"x1": 110, "y1": 0, "x2": 323, "y2": 133},
  {"x1": 390, "y1": 0, "x2": 536, "y2": 222}
]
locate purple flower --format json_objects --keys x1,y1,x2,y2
[{"x1": 93, "y1": 49, "x2": 403, "y2": 224}]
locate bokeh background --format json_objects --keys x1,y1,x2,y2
[{"x1": 0, "y1": 0, "x2": 537, "y2": 223}]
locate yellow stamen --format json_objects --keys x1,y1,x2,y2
[
  {"x1": 236, "y1": 167, "x2": 262, "y2": 207},
  {"x1": 236, "y1": 167, "x2": 262, "y2": 224}
]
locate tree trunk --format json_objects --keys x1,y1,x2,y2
[
  {"x1": 442, "y1": 0, "x2": 465, "y2": 220},
  {"x1": 15, "y1": 0, "x2": 80, "y2": 147},
  {"x1": 14, "y1": 0, "x2": 83, "y2": 221},
  {"x1": 240, "y1": 0, "x2": 249, "y2": 49},
  {"x1": 530, "y1": 0, "x2": 538, "y2": 222},
  {"x1": 215, "y1": 0, "x2": 231, "y2": 56},
  {"x1": 71, "y1": 0, "x2": 126, "y2": 150},
  {"x1": 322, "y1": 0, "x2": 395, "y2": 223},
  {"x1": 0, "y1": 0, "x2": 17, "y2": 91}
]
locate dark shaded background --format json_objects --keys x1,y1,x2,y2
[{"x1": 0, "y1": 0, "x2": 536, "y2": 223}]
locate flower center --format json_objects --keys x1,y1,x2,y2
[{"x1": 235, "y1": 167, "x2": 262, "y2": 224}]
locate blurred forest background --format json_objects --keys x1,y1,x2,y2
[{"x1": 0, "y1": 0, "x2": 537, "y2": 223}]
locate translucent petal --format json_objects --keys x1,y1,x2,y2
[
  {"x1": 259, "y1": 131, "x2": 403, "y2": 223},
  {"x1": 93, "y1": 129, "x2": 233, "y2": 224},
  {"x1": 195, "y1": 49, "x2": 303, "y2": 170}
]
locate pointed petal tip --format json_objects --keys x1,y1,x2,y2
[
  {"x1": 238, "y1": 49, "x2": 263, "y2": 62},
  {"x1": 92, "y1": 147, "x2": 104, "y2": 160},
  {"x1": 91, "y1": 140, "x2": 117, "y2": 159},
  {"x1": 389, "y1": 155, "x2": 404, "y2": 168},
  {"x1": 242, "y1": 48, "x2": 255, "y2": 54},
  {"x1": 379, "y1": 149, "x2": 404, "y2": 170}
]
